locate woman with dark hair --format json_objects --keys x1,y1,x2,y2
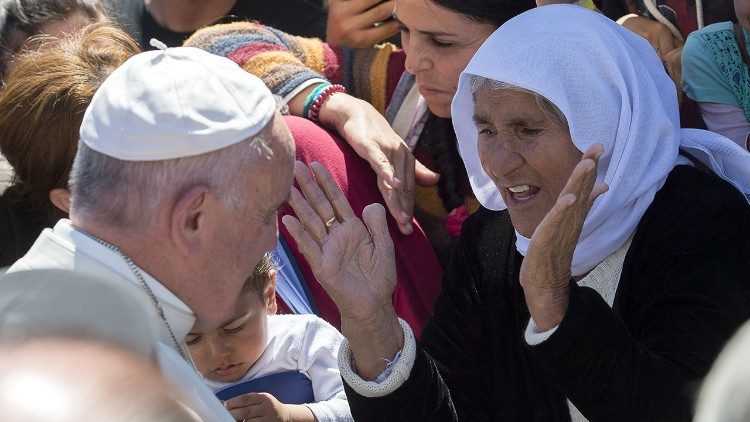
[
  {"x1": 0, "y1": 0, "x2": 105, "y2": 84},
  {"x1": 0, "y1": 23, "x2": 139, "y2": 267},
  {"x1": 183, "y1": 0, "x2": 538, "y2": 334}
]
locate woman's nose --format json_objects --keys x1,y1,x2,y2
[
  {"x1": 404, "y1": 39, "x2": 432, "y2": 75},
  {"x1": 482, "y1": 143, "x2": 524, "y2": 181}
]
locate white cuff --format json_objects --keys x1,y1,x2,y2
[
  {"x1": 337, "y1": 318, "x2": 416, "y2": 398},
  {"x1": 524, "y1": 318, "x2": 559, "y2": 346},
  {"x1": 282, "y1": 78, "x2": 329, "y2": 105}
]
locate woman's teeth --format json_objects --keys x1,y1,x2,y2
[{"x1": 509, "y1": 185, "x2": 530, "y2": 193}]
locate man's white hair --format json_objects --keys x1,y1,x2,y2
[{"x1": 69, "y1": 124, "x2": 275, "y2": 231}]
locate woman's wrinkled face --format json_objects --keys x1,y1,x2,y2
[
  {"x1": 394, "y1": 0, "x2": 497, "y2": 117},
  {"x1": 473, "y1": 87, "x2": 581, "y2": 237}
]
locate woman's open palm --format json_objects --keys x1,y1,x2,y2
[{"x1": 282, "y1": 161, "x2": 397, "y2": 323}]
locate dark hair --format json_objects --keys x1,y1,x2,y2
[
  {"x1": 418, "y1": 113, "x2": 466, "y2": 212},
  {"x1": 0, "y1": 23, "x2": 139, "y2": 223},
  {"x1": 429, "y1": 0, "x2": 535, "y2": 27},
  {"x1": 417, "y1": 0, "x2": 534, "y2": 212},
  {"x1": 0, "y1": 0, "x2": 105, "y2": 81},
  {"x1": 242, "y1": 253, "x2": 276, "y2": 298}
]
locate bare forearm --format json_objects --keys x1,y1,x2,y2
[
  {"x1": 341, "y1": 307, "x2": 404, "y2": 380},
  {"x1": 524, "y1": 285, "x2": 570, "y2": 332}
]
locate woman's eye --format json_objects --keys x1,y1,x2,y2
[
  {"x1": 185, "y1": 336, "x2": 202, "y2": 346},
  {"x1": 431, "y1": 38, "x2": 453, "y2": 48},
  {"x1": 223, "y1": 323, "x2": 246, "y2": 335},
  {"x1": 516, "y1": 127, "x2": 543, "y2": 138},
  {"x1": 478, "y1": 127, "x2": 497, "y2": 139}
]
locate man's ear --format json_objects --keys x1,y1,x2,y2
[
  {"x1": 265, "y1": 270, "x2": 278, "y2": 315},
  {"x1": 170, "y1": 185, "x2": 212, "y2": 256},
  {"x1": 48, "y1": 188, "x2": 71, "y2": 214}
]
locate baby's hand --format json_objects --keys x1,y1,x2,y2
[{"x1": 225, "y1": 392, "x2": 315, "y2": 421}]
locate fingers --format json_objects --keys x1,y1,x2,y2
[
  {"x1": 401, "y1": 146, "x2": 416, "y2": 224},
  {"x1": 287, "y1": 186, "x2": 327, "y2": 244},
  {"x1": 414, "y1": 159, "x2": 440, "y2": 187},
  {"x1": 556, "y1": 143, "x2": 604, "y2": 212},
  {"x1": 309, "y1": 161, "x2": 357, "y2": 222},
  {"x1": 362, "y1": 203, "x2": 394, "y2": 256},
  {"x1": 292, "y1": 162, "x2": 334, "y2": 235},
  {"x1": 226, "y1": 392, "x2": 269, "y2": 421},
  {"x1": 365, "y1": 145, "x2": 402, "y2": 189},
  {"x1": 282, "y1": 214, "x2": 323, "y2": 270},
  {"x1": 225, "y1": 392, "x2": 265, "y2": 410},
  {"x1": 377, "y1": 176, "x2": 412, "y2": 234}
]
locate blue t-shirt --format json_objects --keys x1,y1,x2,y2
[{"x1": 682, "y1": 22, "x2": 750, "y2": 122}]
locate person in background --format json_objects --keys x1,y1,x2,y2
[
  {"x1": 0, "y1": 338, "x2": 199, "y2": 421},
  {"x1": 282, "y1": 6, "x2": 750, "y2": 420},
  {"x1": 0, "y1": 23, "x2": 139, "y2": 268},
  {"x1": 681, "y1": 0, "x2": 750, "y2": 150},
  {"x1": 102, "y1": 0, "x2": 327, "y2": 50},
  {"x1": 600, "y1": 0, "x2": 735, "y2": 126},
  {"x1": 187, "y1": 254, "x2": 352, "y2": 422},
  {"x1": 0, "y1": 0, "x2": 104, "y2": 84},
  {"x1": 0, "y1": 269, "x2": 198, "y2": 421}
]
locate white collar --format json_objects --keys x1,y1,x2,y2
[{"x1": 52, "y1": 219, "x2": 196, "y2": 342}]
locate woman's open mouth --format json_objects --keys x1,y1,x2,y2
[{"x1": 507, "y1": 185, "x2": 541, "y2": 204}]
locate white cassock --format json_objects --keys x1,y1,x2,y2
[{"x1": 7, "y1": 219, "x2": 233, "y2": 421}]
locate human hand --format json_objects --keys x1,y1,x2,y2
[
  {"x1": 519, "y1": 144, "x2": 608, "y2": 331},
  {"x1": 282, "y1": 161, "x2": 403, "y2": 379},
  {"x1": 320, "y1": 93, "x2": 440, "y2": 235},
  {"x1": 327, "y1": 0, "x2": 399, "y2": 47},
  {"x1": 619, "y1": 15, "x2": 684, "y2": 60},
  {"x1": 225, "y1": 392, "x2": 314, "y2": 421}
]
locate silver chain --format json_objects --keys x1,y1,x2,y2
[{"x1": 73, "y1": 226, "x2": 188, "y2": 361}]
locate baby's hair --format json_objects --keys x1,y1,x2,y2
[{"x1": 242, "y1": 253, "x2": 276, "y2": 298}]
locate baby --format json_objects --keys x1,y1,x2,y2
[{"x1": 186, "y1": 253, "x2": 352, "y2": 422}]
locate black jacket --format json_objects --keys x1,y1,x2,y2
[{"x1": 344, "y1": 165, "x2": 750, "y2": 421}]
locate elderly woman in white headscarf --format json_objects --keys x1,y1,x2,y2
[{"x1": 281, "y1": 4, "x2": 750, "y2": 421}]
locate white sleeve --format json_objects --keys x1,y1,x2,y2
[
  {"x1": 524, "y1": 318, "x2": 560, "y2": 346},
  {"x1": 337, "y1": 318, "x2": 416, "y2": 398},
  {"x1": 698, "y1": 102, "x2": 750, "y2": 151},
  {"x1": 295, "y1": 317, "x2": 353, "y2": 422}
]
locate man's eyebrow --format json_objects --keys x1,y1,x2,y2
[{"x1": 391, "y1": 12, "x2": 455, "y2": 37}]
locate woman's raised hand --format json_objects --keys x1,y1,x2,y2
[
  {"x1": 519, "y1": 144, "x2": 608, "y2": 331},
  {"x1": 282, "y1": 161, "x2": 404, "y2": 379}
]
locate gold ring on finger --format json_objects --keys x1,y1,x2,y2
[{"x1": 324, "y1": 216, "x2": 337, "y2": 228}]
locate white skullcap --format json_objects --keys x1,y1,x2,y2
[{"x1": 80, "y1": 44, "x2": 277, "y2": 161}]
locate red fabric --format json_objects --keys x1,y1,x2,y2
[
  {"x1": 228, "y1": 43, "x2": 286, "y2": 66},
  {"x1": 278, "y1": 116, "x2": 443, "y2": 338}
]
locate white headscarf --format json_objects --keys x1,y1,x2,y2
[{"x1": 452, "y1": 5, "x2": 750, "y2": 276}]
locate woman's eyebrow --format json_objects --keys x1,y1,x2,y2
[
  {"x1": 473, "y1": 113, "x2": 492, "y2": 126},
  {"x1": 391, "y1": 12, "x2": 454, "y2": 37}
]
